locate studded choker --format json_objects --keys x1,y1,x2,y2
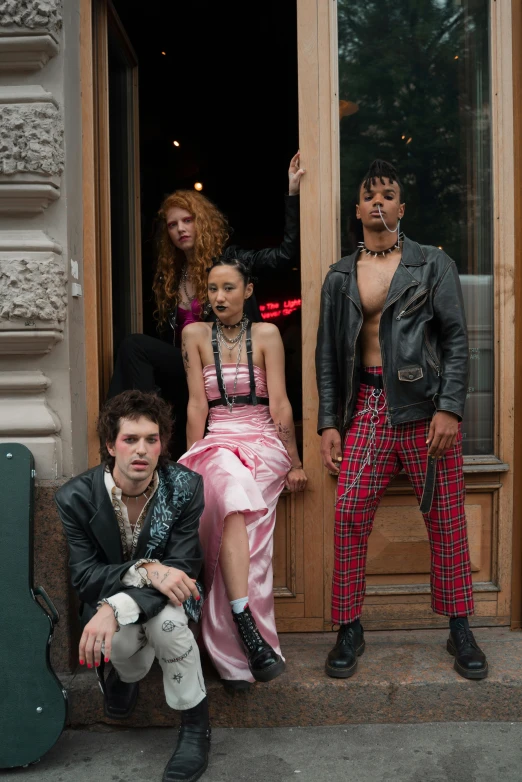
[{"x1": 358, "y1": 233, "x2": 404, "y2": 258}]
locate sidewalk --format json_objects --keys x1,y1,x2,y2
[
  {"x1": 63, "y1": 627, "x2": 522, "y2": 727},
  {"x1": 3, "y1": 723, "x2": 521, "y2": 781}
]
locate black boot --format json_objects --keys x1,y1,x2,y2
[
  {"x1": 98, "y1": 662, "x2": 140, "y2": 720},
  {"x1": 447, "y1": 618, "x2": 488, "y2": 680},
  {"x1": 233, "y1": 605, "x2": 285, "y2": 682},
  {"x1": 163, "y1": 697, "x2": 211, "y2": 782},
  {"x1": 325, "y1": 621, "x2": 365, "y2": 678}
]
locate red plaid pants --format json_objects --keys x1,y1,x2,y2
[{"x1": 332, "y1": 367, "x2": 474, "y2": 625}]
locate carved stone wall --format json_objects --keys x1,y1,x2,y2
[
  {"x1": 0, "y1": 230, "x2": 65, "y2": 354},
  {"x1": 0, "y1": 86, "x2": 62, "y2": 212},
  {"x1": 0, "y1": 0, "x2": 62, "y2": 34},
  {"x1": 0, "y1": 258, "x2": 66, "y2": 322},
  {"x1": 0, "y1": 103, "x2": 64, "y2": 177}
]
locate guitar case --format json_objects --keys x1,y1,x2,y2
[{"x1": 0, "y1": 443, "x2": 68, "y2": 769}]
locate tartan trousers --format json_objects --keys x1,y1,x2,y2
[{"x1": 332, "y1": 368, "x2": 474, "y2": 625}]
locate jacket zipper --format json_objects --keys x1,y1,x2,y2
[
  {"x1": 424, "y1": 331, "x2": 441, "y2": 376},
  {"x1": 380, "y1": 280, "x2": 418, "y2": 421},
  {"x1": 396, "y1": 289, "x2": 429, "y2": 321}
]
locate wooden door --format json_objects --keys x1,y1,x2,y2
[{"x1": 284, "y1": 0, "x2": 517, "y2": 632}]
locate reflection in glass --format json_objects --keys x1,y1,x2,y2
[{"x1": 337, "y1": 0, "x2": 493, "y2": 455}]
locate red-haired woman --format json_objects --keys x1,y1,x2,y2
[{"x1": 108, "y1": 153, "x2": 304, "y2": 456}]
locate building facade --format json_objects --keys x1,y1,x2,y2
[{"x1": 0, "y1": 1, "x2": 520, "y2": 676}]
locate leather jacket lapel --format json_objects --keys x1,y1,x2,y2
[{"x1": 89, "y1": 466, "x2": 123, "y2": 563}]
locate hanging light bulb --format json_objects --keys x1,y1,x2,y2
[
  {"x1": 194, "y1": 182, "x2": 203, "y2": 191},
  {"x1": 173, "y1": 140, "x2": 180, "y2": 147}
]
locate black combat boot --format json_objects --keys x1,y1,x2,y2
[
  {"x1": 97, "y1": 662, "x2": 140, "y2": 720},
  {"x1": 163, "y1": 697, "x2": 211, "y2": 782},
  {"x1": 325, "y1": 620, "x2": 365, "y2": 678},
  {"x1": 447, "y1": 617, "x2": 488, "y2": 680},
  {"x1": 233, "y1": 605, "x2": 285, "y2": 682}
]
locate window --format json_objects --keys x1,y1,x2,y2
[{"x1": 337, "y1": 0, "x2": 493, "y2": 455}]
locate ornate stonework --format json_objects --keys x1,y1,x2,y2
[
  {"x1": 0, "y1": 103, "x2": 63, "y2": 177},
  {"x1": 0, "y1": 87, "x2": 62, "y2": 212},
  {"x1": 0, "y1": 0, "x2": 62, "y2": 34},
  {"x1": 0, "y1": 231, "x2": 65, "y2": 354},
  {"x1": 0, "y1": 257, "x2": 66, "y2": 322}
]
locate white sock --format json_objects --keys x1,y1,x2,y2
[{"x1": 230, "y1": 597, "x2": 249, "y2": 614}]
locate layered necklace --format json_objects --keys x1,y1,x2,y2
[
  {"x1": 180, "y1": 265, "x2": 196, "y2": 305},
  {"x1": 357, "y1": 232, "x2": 404, "y2": 258},
  {"x1": 216, "y1": 315, "x2": 248, "y2": 412}
]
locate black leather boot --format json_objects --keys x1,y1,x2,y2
[
  {"x1": 325, "y1": 621, "x2": 365, "y2": 678},
  {"x1": 163, "y1": 697, "x2": 211, "y2": 782},
  {"x1": 233, "y1": 605, "x2": 285, "y2": 682},
  {"x1": 98, "y1": 663, "x2": 140, "y2": 720},
  {"x1": 447, "y1": 618, "x2": 488, "y2": 680}
]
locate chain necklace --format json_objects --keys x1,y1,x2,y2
[
  {"x1": 216, "y1": 318, "x2": 248, "y2": 411},
  {"x1": 357, "y1": 232, "x2": 404, "y2": 258},
  {"x1": 180, "y1": 265, "x2": 196, "y2": 305},
  {"x1": 217, "y1": 316, "x2": 248, "y2": 359}
]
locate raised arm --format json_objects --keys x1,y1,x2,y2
[
  {"x1": 263, "y1": 324, "x2": 307, "y2": 492},
  {"x1": 225, "y1": 153, "x2": 304, "y2": 274},
  {"x1": 182, "y1": 324, "x2": 209, "y2": 448}
]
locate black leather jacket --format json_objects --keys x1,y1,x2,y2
[
  {"x1": 316, "y1": 237, "x2": 469, "y2": 439},
  {"x1": 55, "y1": 462, "x2": 204, "y2": 625},
  {"x1": 169, "y1": 194, "x2": 300, "y2": 333}
]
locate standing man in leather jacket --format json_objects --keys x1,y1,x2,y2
[
  {"x1": 55, "y1": 391, "x2": 210, "y2": 782},
  {"x1": 316, "y1": 159, "x2": 488, "y2": 682}
]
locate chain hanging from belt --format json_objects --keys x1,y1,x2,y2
[{"x1": 336, "y1": 388, "x2": 386, "y2": 505}]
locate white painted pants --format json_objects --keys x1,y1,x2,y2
[{"x1": 110, "y1": 603, "x2": 206, "y2": 711}]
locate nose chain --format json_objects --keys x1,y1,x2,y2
[{"x1": 336, "y1": 388, "x2": 386, "y2": 505}]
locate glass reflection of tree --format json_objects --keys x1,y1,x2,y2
[{"x1": 338, "y1": 0, "x2": 490, "y2": 275}]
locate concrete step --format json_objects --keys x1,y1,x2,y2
[{"x1": 60, "y1": 627, "x2": 522, "y2": 728}]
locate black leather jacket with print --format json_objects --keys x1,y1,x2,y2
[
  {"x1": 169, "y1": 194, "x2": 300, "y2": 333},
  {"x1": 316, "y1": 236, "x2": 469, "y2": 440},
  {"x1": 55, "y1": 462, "x2": 204, "y2": 626}
]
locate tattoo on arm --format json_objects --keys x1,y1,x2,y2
[
  {"x1": 276, "y1": 421, "x2": 291, "y2": 444},
  {"x1": 161, "y1": 569, "x2": 171, "y2": 584},
  {"x1": 182, "y1": 341, "x2": 190, "y2": 372},
  {"x1": 151, "y1": 570, "x2": 160, "y2": 580}
]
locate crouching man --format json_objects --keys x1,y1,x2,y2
[{"x1": 55, "y1": 390, "x2": 210, "y2": 782}]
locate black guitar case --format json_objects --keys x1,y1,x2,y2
[{"x1": 0, "y1": 443, "x2": 68, "y2": 769}]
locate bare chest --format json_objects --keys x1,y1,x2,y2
[{"x1": 357, "y1": 256, "x2": 401, "y2": 318}]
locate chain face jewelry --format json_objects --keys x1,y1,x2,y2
[
  {"x1": 358, "y1": 233, "x2": 404, "y2": 258},
  {"x1": 336, "y1": 388, "x2": 386, "y2": 505},
  {"x1": 216, "y1": 317, "x2": 248, "y2": 411}
]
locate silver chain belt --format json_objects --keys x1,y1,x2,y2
[{"x1": 336, "y1": 388, "x2": 386, "y2": 505}]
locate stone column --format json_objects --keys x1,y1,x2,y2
[{"x1": 0, "y1": 0, "x2": 87, "y2": 673}]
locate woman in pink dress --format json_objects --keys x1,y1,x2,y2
[{"x1": 178, "y1": 257, "x2": 307, "y2": 691}]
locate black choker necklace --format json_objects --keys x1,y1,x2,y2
[
  {"x1": 358, "y1": 233, "x2": 404, "y2": 258},
  {"x1": 217, "y1": 314, "x2": 248, "y2": 330}
]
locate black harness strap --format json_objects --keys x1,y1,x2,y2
[
  {"x1": 211, "y1": 322, "x2": 228, "y2": 407},
  {"x1": 208, "y1": 320, "x2": 269, "y2": 409},
  {"x1": 245, "y1": 322, "x2": 258, "y2": 406}
]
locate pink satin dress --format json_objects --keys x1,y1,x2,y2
[{"x1": 178, "y1": 363, "x2": 291, "y2": 682}]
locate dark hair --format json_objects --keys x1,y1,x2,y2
[
  {"x1": 207, "y1": 256, "x2": 252, "y2": 286},
  {"x1": 358, "y1": 159, "x2": 405, "y2": 202},
  {"x1": 97, "y1": 390, "x2": 173, "y2": 470}
]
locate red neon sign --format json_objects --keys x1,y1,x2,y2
[{"x1": 259, "y1": 298, "x2": 301, "y2": 320}]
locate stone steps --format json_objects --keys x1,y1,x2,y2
[{"x1": 60, "y1": 627, "x2": 522, "y2": 728}]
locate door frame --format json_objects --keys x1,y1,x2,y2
[{"x1": 81, "y1": 0, "x2": 142, "y2": 466}]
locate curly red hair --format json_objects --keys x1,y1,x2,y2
[{"x1": 153, "y1": 190, "x2": 230, "y2": 326}]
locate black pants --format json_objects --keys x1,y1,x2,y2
[{"x1": 107, "y1": 334, "x2": 188, "y2": 459}]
